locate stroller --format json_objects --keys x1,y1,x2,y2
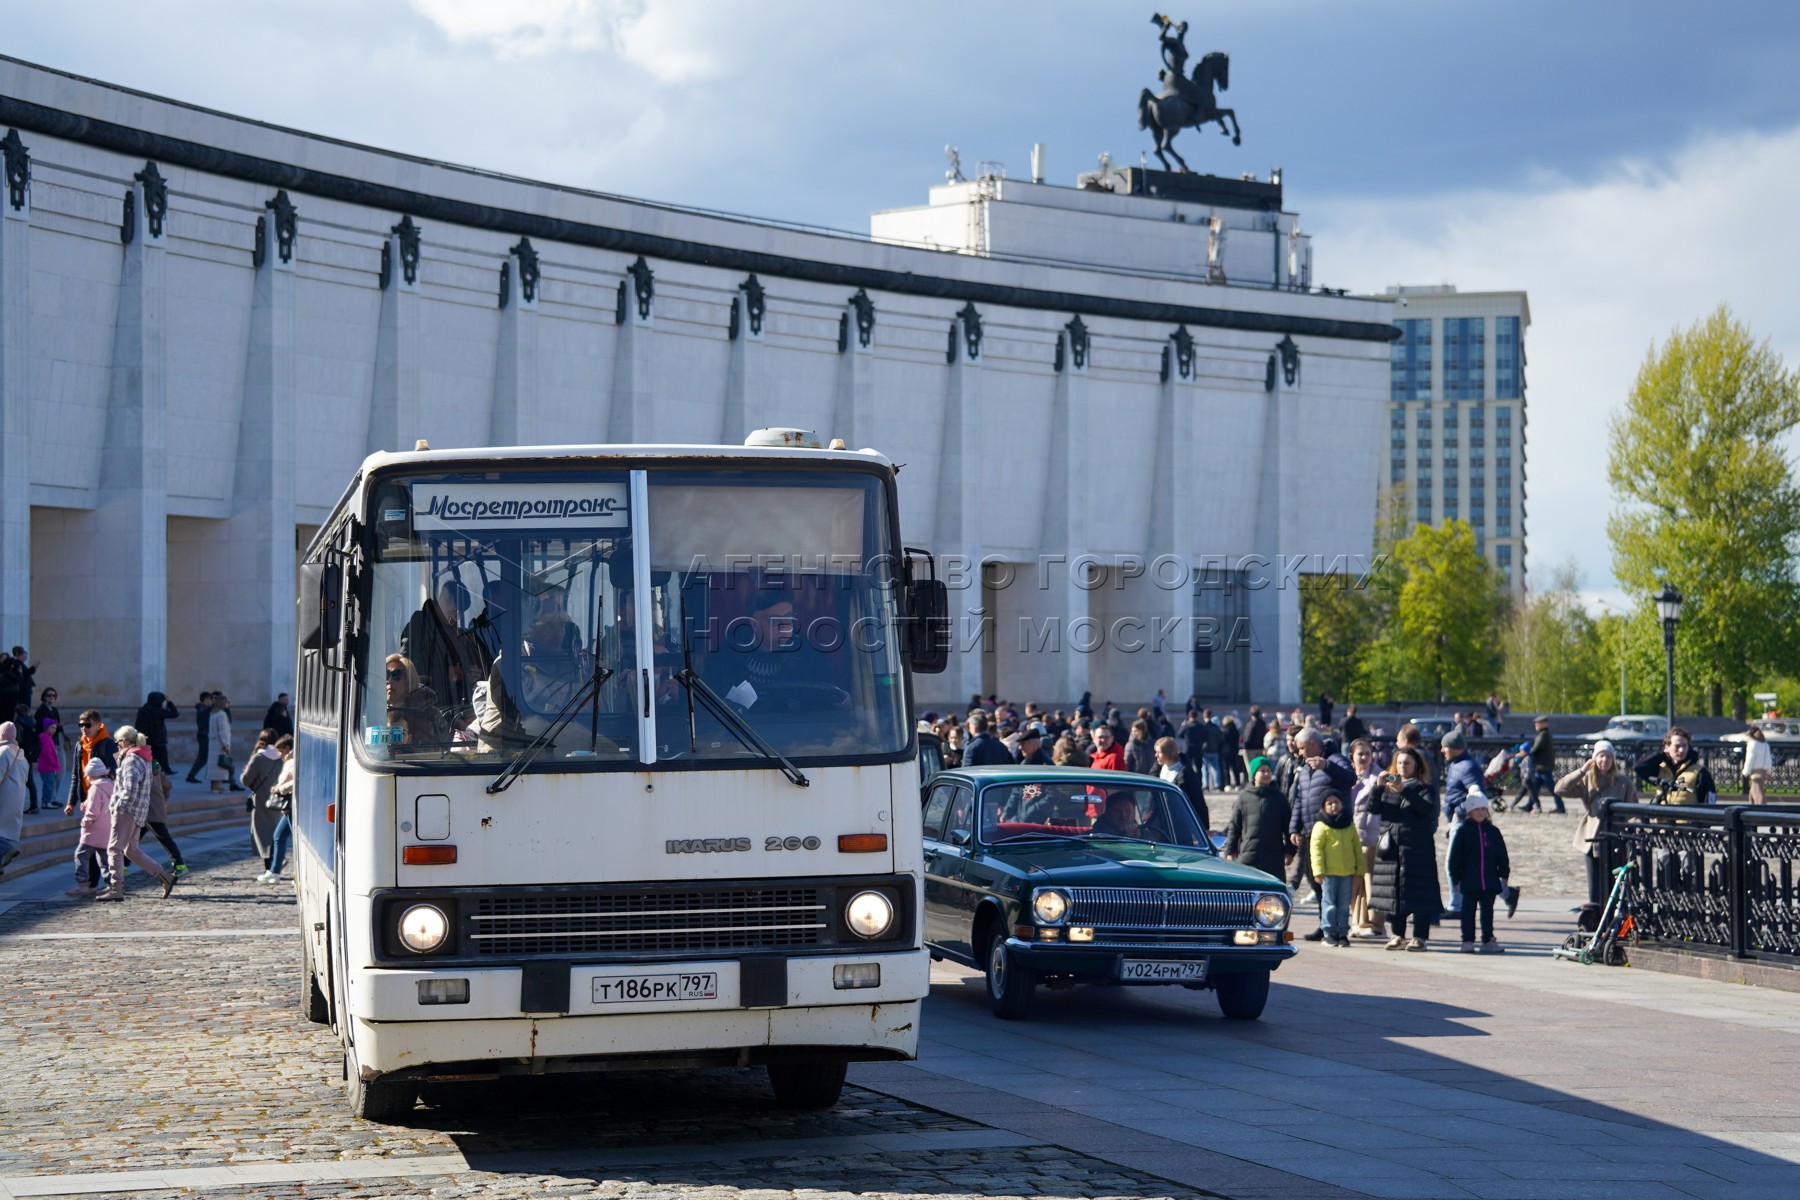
[{"x1": 1482, "y1": 745, "x2": 1522, "y2": 813}]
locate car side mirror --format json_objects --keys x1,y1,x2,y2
[{"x1": 949, "y1": 827, "x2": 972, "y2": 847}]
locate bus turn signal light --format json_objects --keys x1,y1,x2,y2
[
  {"x1": 837, "y1": 834, "x2": 888, "y2": 853},
  {"x1": 403, "y1": 845, "x2": 458, "y2": 865}
]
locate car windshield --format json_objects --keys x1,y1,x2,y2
[
  {"x1": 355, "y1": 466, "x2": 909, "y2": 769},
  {"x1": 978, "y1": 782, "x2": 1210, "y2": 850}
]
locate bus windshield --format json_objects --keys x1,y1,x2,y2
[{"x1": 356, "y1": 465, "x2": 910, "y2": 771}]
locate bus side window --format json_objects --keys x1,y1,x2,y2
[{"x1": 922, "y1": 784, "x2": 954, "y2": 842}]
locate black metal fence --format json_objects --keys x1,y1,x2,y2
[
  {"x1": 1377, "y1": 736, "x2": 1775, "y2": 798},
  {"x1": 1597, "y1": 801, "x2": 1800, "y2": 965}
]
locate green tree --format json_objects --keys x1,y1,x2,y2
[
  {"x1": 1301, "y1": 485, "x2": 1408, "y2": 701},
  {"x1": 1500, "y1": 563, "x2": 1605, "y2": 712},
  {"x1": 1365, "y1": 520, "x2": 1506, "y2": 703},
  {"x1": 1608, "y1": 306, "x2": 1800, "y2": 718}
]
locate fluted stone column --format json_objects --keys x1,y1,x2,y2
[
  {"x1": 720, "y1": 277, "x2": 765, "y2": 444},
  {"x1": 367, "y1": 219, "x2": 421, "y2": 454},
  {"x1": 1040, "y1": 324, "x2": 1091, "y2": 703},
  {"x1": 936, "y1": 307, "x2": 985, "y2": 702},
  {"x1": 228, "y1": 193, "x2": 298, "y2": 701},
  {"x1": 98, "y1": 167, "x2": 170, "y2": 702},
  {"x1": 607, "y1": 258, "x2": 655, "y2": 443},
  {"x1": 1151, "y1": 330, "x2": 1200, "y2": 704},
  {"x1": 831, "y1": 290, "x2": 875, "y2": 449},
  {"x1": 0, "y1": 138, "x2": 29, "y2": 652},
  {"x1": 1250, "y1": 344, "x2": 1303, "y2": 705},
  {"x1": 491, "y1": 239, "x2": 540, "y2": 447}
]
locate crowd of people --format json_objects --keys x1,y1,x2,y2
[{"x1": 0, "y1": 645, "x2": 296, "y2": 895}]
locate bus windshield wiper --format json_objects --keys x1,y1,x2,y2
[
  {"x1": 486, "y1": 664, "x2": 614, "y2": 794},
  {"x1": 673, "y1": 668, "x2": 809, "y2": 788}
]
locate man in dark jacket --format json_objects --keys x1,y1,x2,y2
[
  {"x1": 263, "y1": 694, "x2": 294, "y2": 739},
  {"x1": 1515, "y1": 716, "x2": 1562, "y2": 812},
  {"x1": 1244, "y1": 707, "x2": 1267, "y2": 767},
  {"x1": 960, "y1": 711, "x2": 1013, "y2": 767},
  {"x1": 186, "y1": 691, "x2": 213, "y2": 783},
  {"x1": 1016, "y1": 724, "x2": 1051, "y2": 766},
  {"x1": 135, "y1": 691, "x2": 181, "y2": 776},
  {"x1": 1223, "y1": 756, "x2": 1289, "y2": 881},
  {"x1": 1341, "y1": 704, "x2": 1367, "y2": 746},
  {"x1": 1287, "y1": 728, "x2": 1356, "y2": 938},
  {"x1": 1634, "y1": 727, "x2": 1716, "y2": 806}
]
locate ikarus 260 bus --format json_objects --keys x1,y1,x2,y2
[{"x1": 292, "y1": 435, "x2": 948, "y2": 1120}]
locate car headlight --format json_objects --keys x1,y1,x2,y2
[
  {"x1": 1255, "y1": 893, "x2": 1290, "y2": 929},
  {"x1": 398, "y1": 903, "x2": 450, "y2": 953},
  {"x1": 1032, "y1": 888, "x2": 1070, "y2": 925},
  {"x1": 845, "y1": 890, "x2": 894, "y2": 939}
]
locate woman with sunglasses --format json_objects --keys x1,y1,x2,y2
[
  {"x1": 65, "y1": 711, "x2": 117, "y2": 812},
  {"x1": 385, "y1": 655, "x2": 450, "y2": 747}
]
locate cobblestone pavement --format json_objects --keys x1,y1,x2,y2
[{"x1": 0, "y1": 838, "x2": 1213, "y2": 1200}]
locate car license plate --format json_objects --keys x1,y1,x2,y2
[
  {"x1": 591, "y1": 971, "x2": 719, "y2": 1004},
  {"x1": 1120, "y1": 959, "x2": 1207, "y2": 983}
]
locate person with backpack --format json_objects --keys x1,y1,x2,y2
[{"x1": 1634, "y1": 727, "x2": 1716, "y2": 806}]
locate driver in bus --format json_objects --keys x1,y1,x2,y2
[{"x1": 725, "y1": 571, "x2": 850, "y2": 710}]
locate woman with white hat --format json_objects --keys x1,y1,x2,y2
[
  {"x1": 1555, "y1": 740, "x2": 1638, "y2": 907},
  {"x1": 96, "y1": 726, "x2": 178, "y2": 900},
  {"x1": 0, "y1": 721, "x2": 29, "y2": 874}
]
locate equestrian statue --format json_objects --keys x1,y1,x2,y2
[{"x1": 1138, "y1": 13, "x2": 1240, "y2": 172}]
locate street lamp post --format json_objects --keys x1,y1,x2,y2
[{"x1": 1654, "y1": 581, "x2": 1684, "y2": 727}]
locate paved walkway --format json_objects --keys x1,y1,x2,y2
[
  {"x1": 3, "y1": 843, "x2": 1795, "y2": 1200},
  {"x1": 856, "y1": 899, "x2": 1800, "y2": 1200}
]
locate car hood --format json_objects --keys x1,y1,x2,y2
[{"x1": 982, "y1": 840, "x2": 1285, "y2": 890}]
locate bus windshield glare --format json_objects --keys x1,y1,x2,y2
[{"x1": 357, "y1": 466, "x2": 910, "y2": 770}]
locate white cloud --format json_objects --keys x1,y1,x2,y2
[
  {"x1": 408, "y1": 0, "x2": 729, "y2": 81},
  {"x1": 1312, "y1": 127, "x2": 1800, "y2": 595}
]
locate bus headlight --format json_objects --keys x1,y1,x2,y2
[
  {"x1": 1032, "y1": 888, "x2": 1070, "y2": 925},
  {"x1": 1255, "y1": 893, "x2": 1290, "y2": 929},
  {"x1": 398, "y1": 904, "x2": 450, "y2": 954},
  {"x1": 845, "y1": 890, "x2": 894, "y2": 939}
]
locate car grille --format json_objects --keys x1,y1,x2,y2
[
  {"x1": 467, "y1": 887, "x2": 828, "y2": 956},
  {"x1": 1067, "y1": 887, "x2": 1258, "y2": 931}
]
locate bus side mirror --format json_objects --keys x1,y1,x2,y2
[
  {"x1": 298, "y1": 561, "x2": 344, "y2": 652},
  {"x1": 906, "y1": 578, "x2": 949, "y2": 674}
]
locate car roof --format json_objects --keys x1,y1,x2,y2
[{"x1": 936, "y1": 766, "x2": 1181, "y2": 788}]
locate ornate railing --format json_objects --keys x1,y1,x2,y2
[{"x1": 1598, "y1": 801, "x2": 1800, "y2": 966}]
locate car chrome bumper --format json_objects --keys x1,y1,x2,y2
[{"x1": 1003, "y1": 938, "x2": 1294, "y2": 977}]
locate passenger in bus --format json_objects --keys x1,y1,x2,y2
[
  {"x1": 400, "y1": 580, "x2": 473, "y2": 706},
  {"x1": 384, "y1": 654, "x2": 449, "y2": 746},
  {"x1": 525, "y1": 584, "x2": 582, "y2": 658}
]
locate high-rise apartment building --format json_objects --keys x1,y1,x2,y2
[{"x1": 1378, "y1": 285, "x2": 1529, "y2": 589}]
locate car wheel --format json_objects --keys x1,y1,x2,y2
[
  {"x1": 984, "y1": 928, "x2": 1035, "y2": 1020},
  {"x1": 767, "y1": 1061, "x2": 847, "y2": 1108},
  {"x1": 1213, "y1": 969, "x2": 1271, "y2": 1020}
]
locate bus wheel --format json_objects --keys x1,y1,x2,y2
[
  {"x1": 347, "y1": 1052, "x2": 416, "y2": 1122},
  {"x1": 1213, "y1": 970, "x2": 1271, "y2": 1020},
  {"x1": 767, "y1": 1061, "x2": 847, "y2": 1109}
]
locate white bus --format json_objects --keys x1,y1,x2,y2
[{"x1": 293, "y1": 438, "x2": 947, "y2": 1120}]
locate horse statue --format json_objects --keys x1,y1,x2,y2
[{"x1": 1138, "y1": 46, "x2": 1241, "y2": 173}]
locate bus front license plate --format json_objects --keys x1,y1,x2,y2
[
  {"x1": 1120, "y1": 959, "x2": 1206, "y2": 983},
  {"x1": 591, "y1": 971, "x2": 720, "y2": 1004}
]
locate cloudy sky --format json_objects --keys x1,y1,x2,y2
[{"x1": 9, "y1": 0, "x2": 1800, "y2": 603}]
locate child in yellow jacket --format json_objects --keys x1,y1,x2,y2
[{"x1": 1310, "y1": 793, "x2": 1366, "y2": 947}]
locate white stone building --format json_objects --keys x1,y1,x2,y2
[{"x1": 0, "y1": 57, "x2": 1393, "y2": 714}]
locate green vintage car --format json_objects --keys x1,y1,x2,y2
[{"x1": 922, "y1": 766, "x2": 1294, "y2": 1021}]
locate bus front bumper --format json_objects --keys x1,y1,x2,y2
[{"x1": 348, "y1": 949, "x2": 926, "y2": 1076}]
